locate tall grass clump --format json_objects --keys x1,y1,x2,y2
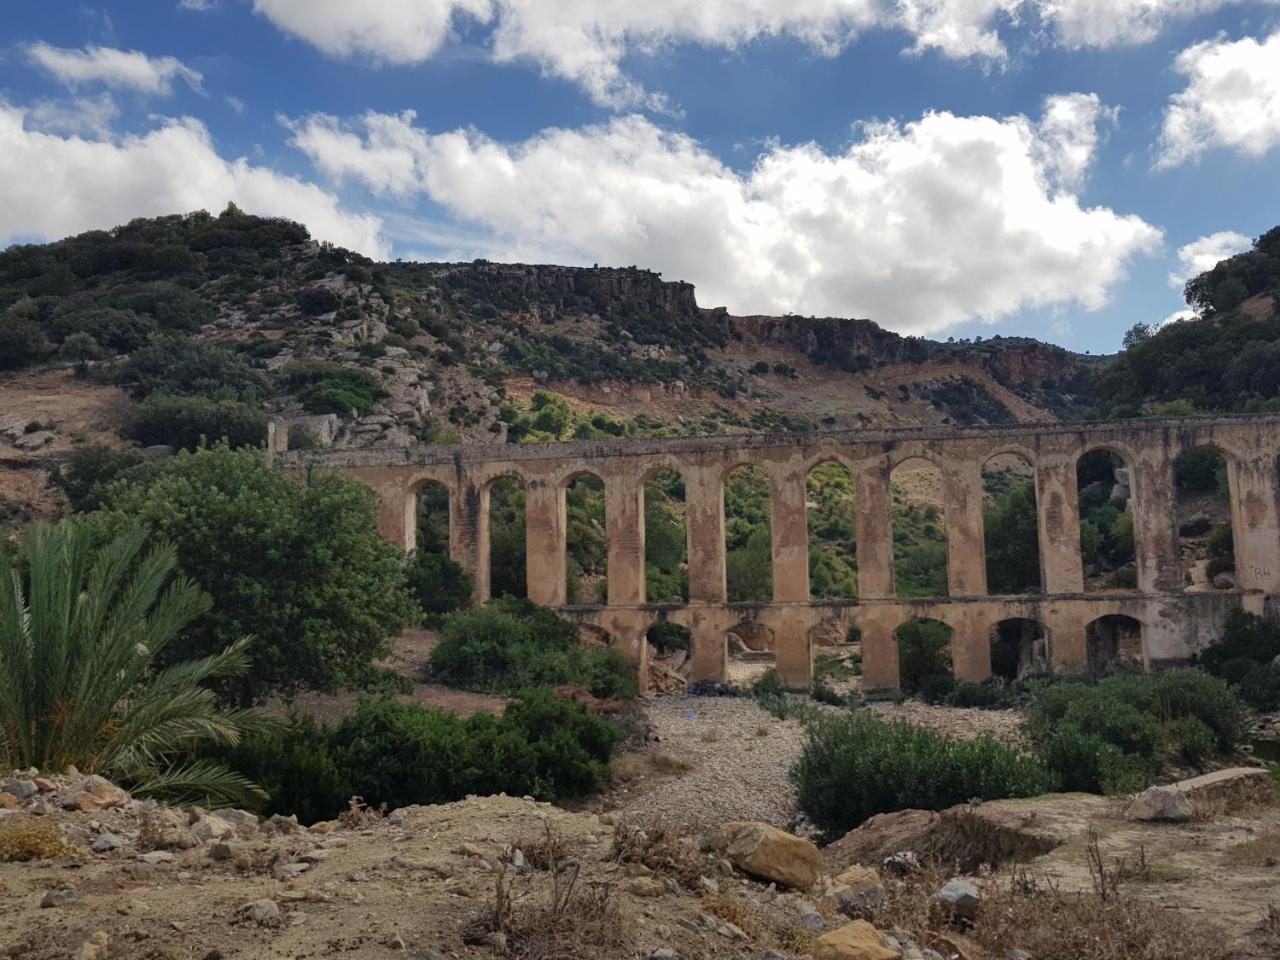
[
  {"x1": 0, "y1": 521, "x2": 269, "y2": 804},
  {"x1": 791, "y1": 712, "x2": 1052, "y2": 840}
]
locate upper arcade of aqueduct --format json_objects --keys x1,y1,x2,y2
[{"x1": 272, "y1": 414, "x2": 1280, "y2": 693}]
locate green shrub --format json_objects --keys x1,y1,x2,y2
[
  {"x1": 298, "y1": 287, "x2": 341, "y2": 315},
  {"x1": 1105, "y1": 566, "x2": 1138, "y2": 589},
  {"x1": 916, "y1": 673, "x2": 957, "y2": 704},
  {"x1": 114, "y1": 337, "x2": 267, "y2": 400},
  {"x1": 120, "y1": 396, "x2": 268, "y2": 451},
  {"x1": 404, "y1": 552, "x2": 472, "y2": 620},
  {"x1": 0, "y1": 317, "x2": 47, "y2": 370},
  {"x1": 752, "y1": 668, "x2": 789, "y2": 718},
  {"x1": 47, "y1": 445, "x2": 149, "y2": 513},
  {"x1": 430, "y1": 598, "x2": 637, "y2": 699},
  {"x1": 811, "y1": 682, "x2": 845, "y2": 707},
  {"x1": 646, "y1": 621, "x2": 691, "y2": 652},
  {"x1": 1207, "y1": 524, "x2": 1235, "y2": 559},
  {"x1": 287, "y1": 363, "x2": 386, "y2": 417},
  {"x1": 212, "y1": 716, "x2": 348, "y2": 823},
  {"x1": 949, "y1": 681, "x2": 1015, "y2": 710},
  {"x1": 897, "y1": 620, "x2": 951, "y2": 693},
  {"x1": 1024, "y1": 669, "x2": 1246, "y2": 793},
  {"x1": 791, "y1": 712, "x2": 1052, "y2": 839}
]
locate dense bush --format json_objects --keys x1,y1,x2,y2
[
  {"x1": 897, "y1": 620, "x2": 952, "y2": 693},
  {"x1": 219, "y1": 690, "x2": 623, "y2": 822},
  {"x1": 404, "y1": 552, "x2": 472, "y2": 620},
  {"x1": 114, "y1": 337, "x2": 266, "y2": 400},
  {"x1": 1025, "y1": 669, "x2": 1247, "y2": 793},
  {"x1": 87, "y1": 445, "x2": 417, "y2": 705},
  {"x1": 792, "y1": 712, "x2": 1052, "y2": 839},
  {"x1": 286, "y1": 363, "x2": 387, "y2": 416},
  {"x1": 430, "y1": 598, "x2": 637, "y2": 699},
  {"x1": 47, "y1": 445, "x2": 149, "y2": 513},
  {"x1": 1198, "y1": 609, "x2": 1280, "y2": 711},
  {"x1": 120, "y1": 396, "x2": 268, "y2": 451}
]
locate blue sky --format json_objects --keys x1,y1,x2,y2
[{"x1": 2, "y1": 2, "x2": 1279, "y2": 353}]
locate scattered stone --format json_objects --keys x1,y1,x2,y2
[
  {"x1": 192, "y1": 815, "x2": 236, "y2": 842},
  {"x1": 629, "y1": 877, "x2": 666, "y2": 898},
  {"x1": 33, "y1": 778, "x2": 55, "y2": 792},
  {"x1": 242, "y1": 899, "x2": 281, "y2": 926},
  {"x1": 90, "y1": 833, "x2": 123, "y2": 853},
  {"x1": 1, "y1": 780, "x2": 37, "y2": 801},
  {"x1": 1126, "y1": 786, "x2": 1193, "y2": 822},
  {"x1": 721, "y1": 821, "x2": 821, "y2": 891},
  {"x1": 80, "y1": 775, "x2": 128, "y2": 808},
  {"x1": 0, "y1": 794, "x2": 17, "y2": 810},
  {"x1": 40, "y1": 889, "x2": 80, "y2": 909},
  {"x1": 798, "y1": 902, "x2": 826, "y2": 931},
  {"x1": 648, "y1": 949, "x2": 677, "y2": 960},
  {"x1": 827, "y1": 865, "x2": 886, "y2": 914},
  {"x1": 0, "y1": 941, "x2": 32, "y2": 957},
  {"x1": 813, "y1": 920, "x2": 902, "y2": 960},
  {"x1": 75, "y1": 932, "x2": 109, "y2": 960},
  {"x1": 931, "y1": 878, "x2": 981, "y2": 920},
  {"x1": 453, "y1": 842, "x2": 487, "y2": 860},
  {"x1": 272, "y1": 861, "x2": 309, "y2": 880},
  {"x1": 384, "y1": 931, "x2": 406, "y2": 950},
  {"x1": 208, "y1": 842, "x2": 236, "y2": 862},
  {"x1": 925, "y1": 931, "x2": 983, "y2": 960},
  {"x1": 12, "y1": 431, "x2": 56, "y2": 451}
]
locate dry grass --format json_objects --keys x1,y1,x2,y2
[
  {"x1": 1223, "y1": 827, "x2": 1280, "y2": 867},
  {"x1": 973, "y1": 886, "x2": 1231, "y2": 960},
  {"x1": 478, "y1": 824, "x2": 632, "y2": 960},
  {"x1": 702, "y1": 894, "x2": 767, "y2": 939},
  {"x1": 609, "y1": 817, "x2": 712, "y2": 888},
  {"x1": 647, "y1": 753, "x2": 692, "y2": 775},
  {"x1": 0, "y1": 817, "x2": 78, "y2": 862},
  {"x1": 1192, "y1": 777, "x2": 1280, "y2": 822}
]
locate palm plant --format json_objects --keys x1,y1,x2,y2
[{"x1": 0, "y1": 521, "x2": 270, "y2": 804}]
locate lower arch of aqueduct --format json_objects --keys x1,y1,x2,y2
[{"x1": 274, "y1": 415, "x2": 1280, "y2": 692}]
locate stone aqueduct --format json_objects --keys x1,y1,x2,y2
[{"x1": 274, "y1": 415, "x2": 1280, "y2": 691}]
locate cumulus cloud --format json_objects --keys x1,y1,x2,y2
[
  {"x1": 0, "y1": 102, "x2": 386, "y2": 257},
  {"x1": 23, "y1": 93, "x2": 120, "y2": 138},
  {"x1": 252, "y1": 0, "x2": 494, "y2": 64},
  {"x1": 1157, "y1": 29, "x2": 1280, "y2": 168},
  {"x1": 285, "y1": 97, "x2": 1160, "y2": 334},
  {"x1": 25, "y1": 43, "x2": 204, "y2": 96},
  {"x1": 254, "y1": 0, "x2": 1277, "y2": 107},
  {"x1": 1168, "y1": 230, "x2": 1251, "y2": 288}
]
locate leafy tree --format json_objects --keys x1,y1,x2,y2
[
  {"x1": 115, "y1": 337, "x2": 267, "y2": 401},
  {"x1": 0, "y1": 522, "x2": 267, "y2": 803},
  {"x1": 0, "y1": 317, "x2": 47, "y2": 370},
  {"x1": 47, "y1": 445, "x2": 149, "y2": 513},
  {"x1": 488, "y1": 477, "x2": 528, "y2": 599},
  {"x1": 87, "y1": 445, "x2": 417, "y2": 705},
  {"x1": 405, "y1": 552, "x2": 472, "y2": 619},
  {"x1": 120, "y1": 396, "x2": 268, "y2": 451}
]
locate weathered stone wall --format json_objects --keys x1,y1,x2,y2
[{"x1": 277, "y1": 415, "x2": 1280, "y2": 692}]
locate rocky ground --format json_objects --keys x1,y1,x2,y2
[{"x1": 2, "y1": 760, "x2": 1278, "y2": 960}]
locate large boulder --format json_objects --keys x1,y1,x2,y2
[
  {"x1": 812, "y1": 921, "x2": 902, "y2": 960},
  {"x1": 1125, "y1": 786, "x2": 1192, "y2": 822},
  {"x1": 826, "y1": 865, "x2": 886, "y2": 914},
  {"x1": 720, "y1": 821, "x2": 821, "y2": 891},
  {"x1": 930, "y1": 878, "x2": 981, "y2": 919}
]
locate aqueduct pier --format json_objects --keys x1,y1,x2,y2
[{"x1": 275, "y1": 415, "x2": 1280, "y2": 691}]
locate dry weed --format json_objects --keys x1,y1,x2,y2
[
  {"x1": 647, "y1": 753, "x2": 691, "y2": 775},
  {"x1": 0, "y1": 817, "x2": 78, "y2": 862},
  {"x1": 702, "y1": 894, "x2": 766, "y2": 939},
  {"x1": 1223, "y1": 826, "x2": 1280, "y2": 867},
  {"x1": 609, "y1": 817, "x2": 712, "y2": 888},
  {"x1": 338, "y1": 796, "x2": 386, "y2": 827},
  {"x1": 518, "y1": 822, "x2": 573, "y2": 872}
]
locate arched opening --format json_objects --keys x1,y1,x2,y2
[
  {"x1": 896, "y1": 619, "x2": 953, "y2": 695},
  {"x1": 643, "y1": 470, "x2": 687, "y2": 603},
  {"x1": 982, "y1": 454, "x2": 1041, "y2": 595},
  {"x1": 646, "y1": 621, "x2": 692, "y2": 691},
  {"x1": 578, "y1": 624, "x2": 612, "y2": 649},
  {"x1": 1174, "y1": 446, "x2": 1238, "y2": 591},
  {"x1": 726, "y1": 620, "x2": 775, "y2": 685},
  {"x1": 807, "y1": 461, "x2": 858, "y2": 600},
  {"x1": 1085, "y1": 615, "x2": 1144, "y2": 677},
  {"x1": 415, "y1": 481, "x2": 450, "y2": 557},
  {"x1": 408, "y1": 480, "x2": 471, "y2": 617},
  {"x1": 565, "y1": 473, "x2": 607, "y2": 604},
  {"x1": 811, "y1": 620, "x2": 861, "y2": 695},
  {"x1": 1076, "y1": 450, "x2": 1137, "y2": 592},
  {"x1": 725, "y1": 465, "x2": 772, "y2": 602},
  {"x1": 488, "y1": 475, "x2": 526, "y2": 599},
  {"x1": 891, "y1": 458, "x2": 948, "y2": 598},
  {"x1": 989, "y1": 618, "x2": 1049, "y2": 681}
]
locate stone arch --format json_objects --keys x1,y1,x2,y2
[
  {"x1": 806, "y1": 459, "x2": 858, "y2": 601},
  {"x1": 891, "y1": 456, "x2": 948, "y2": 598},
  {"x1": 1085, "y1": 614, "x2": 1145, "y2": 677},
  {"x1": 642, "y1": 468, "x2": 688, "y2": 603},
  {"x1": 486, "y1": 473, "x2": 527, "y2": 599},
  {"x1": 727, "y1": 619, "x2": 775, "y2": 684},
  {"x1": 981, "y1": 452, "x2": 1042, "y2": 595},
  {"x1": 562, "y1": 470, "x2": 607, "y2": 605},
  {"x1": 989, "y1": 617, "x2": 1050, "y2": 680},
  {"x1": 724, "y1": 464, "x2": 773, "y2": 602},
  {"x1": 895, "y1": 618, "x2": 953, "y2": 694},
  {"x1": 1173, "y1": 444, "x2": 1240, "y2": 592},
  {"x1": 1075, "y1": 447, "x2": 1139, "y2": 593}
]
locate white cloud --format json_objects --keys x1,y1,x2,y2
[
  {"x1": 25, "y1": 43, "x2": 204, "y2": 96},
  {"x1": 286, "y1": 98, "x2": 1160, "y2": 334},
  {"x1": 178, "y1": 0, "x2": 216, "y2": 10},
  {"x1": 1157, "y1": 29, "x2": 1280, "y2": 168},
  {"x1": 0, "y1": 102, "x2": 386, "y2": 258},
  {"x1": 253, "y1": 0, "x2": 1278, "y2": 107},
  {"x1": 23, "y1": 93, "x2": 120, "y2": 138},
  {"x1": 1168, "y1": 230, "x2": 1251, "y2": 288},
  {"x1": 252, "y1": 0, "x2": 494, "y2": 64}
]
